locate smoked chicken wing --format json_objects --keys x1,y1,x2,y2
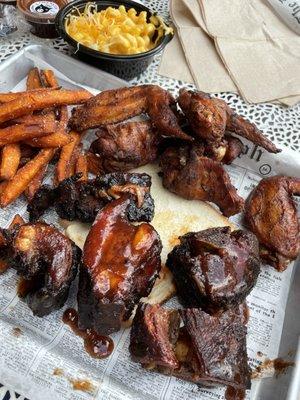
[
  {"x1": 146, "y1": 86, "x2": 192, "y2": 141},
  {"x1": 178, "y1": 89, "x2": 228, "y2": 143},
  {"x1": 70, "y1": 85, "x2": 193, "y2": 141},
  {"x1": 70, "y1": 86, "x2": 149, "y2": 131},
  {"x1": 159, "y1": 145, "x2": 244, "y2": 217},
  {"x1": 178, "y1": 89, "x2": 280, "y2": 153},
  {"x1": 245, "y1": 176, "x2": 300, "y2": 271}
]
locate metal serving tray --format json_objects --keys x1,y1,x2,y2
[
  {"x1": 0, "y1": 44, "x2": 299, "y2": 400},
  {"x1": 0, "y1": 44, "x2": 129, "y2": 92}
]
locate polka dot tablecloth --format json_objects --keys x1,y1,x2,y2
[{"x1": 0, "y1": 0, "x2": 299, "y2": 399}]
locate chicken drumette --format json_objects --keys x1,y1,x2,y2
[
  {"x1": 159, "y1": 145, "x2": 244, "y2": 217},
  {"x1": 245, "y1": 175, "x2": 300, "y2": 271}
]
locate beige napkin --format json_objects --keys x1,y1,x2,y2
[
  {"x1": 159, "y1": 0, "x2": 300, "y2": 105},
  {"x1": 159, "y1": 0, "x2": 237, "y2": 93},
  {"x1": 200, "y1": 0, "x2": 300, "y2": 103},
  {"x1": 159, "y1": 32, "x2": 194, "y2": 84}
]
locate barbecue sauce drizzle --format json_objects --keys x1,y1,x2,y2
[{"x1": 63, "y1": 308, "x2": 114, "y2": 359}]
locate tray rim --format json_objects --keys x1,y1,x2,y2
[{"x1": 0, "y1": 43, "x2": 130, "y2": 89}]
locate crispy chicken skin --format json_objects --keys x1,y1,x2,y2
[
  {"x1": 178, "y1": 89, "x2": 280, "y2": 153},
  {"x1": 11, "y1": 222, "x2": 80, "y2": 316},
  {"x1": 70, "y1": 86, "x2": 149, "y2": 131},
  {"x1": 166, "y1": 227, "x2": 261, "y2": 313},
  {"x1": 78, "y1": 196, "x2": 162, "y2": 335},
  {"x1": 90, "y1": 121, "x2": 160, "y2": 172},
  {"x1": 146, "y1": 86, "x2": 193, "y2": 141},
  {"x1": 223, "y1": 134, "x2": 245, "y2": 164},
  {"x1": 245, "y1": 176, "x2": 300, "y2": 271},
  {"x1": 28, "y1": 172, "x2": 155, "y2": 223},
  {"x1": 130, "y1": 304, "x2": 251, "y2": 392},
  {"x1": 160, "y1": 145, "x2": 244, "y2": 217}
]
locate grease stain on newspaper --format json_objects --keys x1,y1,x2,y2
[{"x1": 53, "y1": 368, "x2": 97, "y2": 394}]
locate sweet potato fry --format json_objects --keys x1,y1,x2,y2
[
  {"x1": 27, "y1": 68, "x2": 42, "y2": 90},
  {"x1": 40, "y1": 69, "x2": 70, "y2": 132},
  {"x1": 0, "y1": 88, "x2": 58, "y2": 103},
  {"x1": 0, "y1": 121, "x2": 58, "y2": 146},
  {"x1": 0, "y1": 148, "x2": 55, "y2": 207},
  {"x1": 9, "y1": 214, "x2": 25, "y2": 228},
  {"x1": 25, "y1": 164, "x2": 47, "y2": 200},
  {"x1": 58, "y1": 106, "x2": 69, "y2": 131},
  {"x1": 86, "y1": 151, "x2": 103, "y2": 175},
  {"x1": 0, "y1": 144, "x2": 21, "y2": 180},
  {"x1": 75, "y1": 153, "x2": 88, "y2": 181},
  {"x1": 42, "y1": 70, "x2": 70, "y2": 132},
  {"x1": 25, "y1": 132, "x2": 73, "y2": 148},
  {"x1": 41, "y1": 70, "x2": 59, "y2": 88},
  {"x1": 13, "y1": 112, "x2": 56, "y2": 126},
  {"x1": 55, "y1": 131, "x2": 81, "y2": 183},
  {"x1": 0, "y1": 89, "x2": 92, "y2": 124}
]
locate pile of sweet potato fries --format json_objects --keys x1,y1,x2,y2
[{"x1": 0, "y1": 68, "x2": 92, "y2": 207}]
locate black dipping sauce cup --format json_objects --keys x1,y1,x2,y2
[{"x1": 55, "y1": 0, "x2": 174, "y2": 80}]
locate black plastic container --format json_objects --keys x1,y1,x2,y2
[{"x1": 55, "y1": 0, "x2": 173, "y2": 80}]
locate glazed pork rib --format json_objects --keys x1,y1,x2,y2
[
  {"x1": 130, "y1": 303, "x2": 180, "y2": 369},
  {"x1": 166, "y1": 227, "x2": 261, "y2": 313},
  {"x1": 11, "y1": 222, "x2": 81, "y2": 316},
  {"x1": 28, "y1": 172, "x2": 155, "y2": 223},
  {"x1": 78, "y1": 196, "x2": 162, "y2": 335},
  {"x1": 130, "y1": 304, "x2": 251, "y2": 392}
]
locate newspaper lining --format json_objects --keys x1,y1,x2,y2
[{"x1": 0, "y1": 56, "x2": 299, "y2": 400}]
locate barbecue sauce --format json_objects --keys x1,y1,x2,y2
[{"x1": 62, "y1": 308, "x2": 114, "y2": 359}]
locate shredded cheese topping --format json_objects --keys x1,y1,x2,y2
[{"x1": 65, "y1": 3, "x2": 173, "y2": 55}]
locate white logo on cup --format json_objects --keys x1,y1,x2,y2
[{"x1": 29, "y1": 1, "x2": 59, "y2": 15}]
